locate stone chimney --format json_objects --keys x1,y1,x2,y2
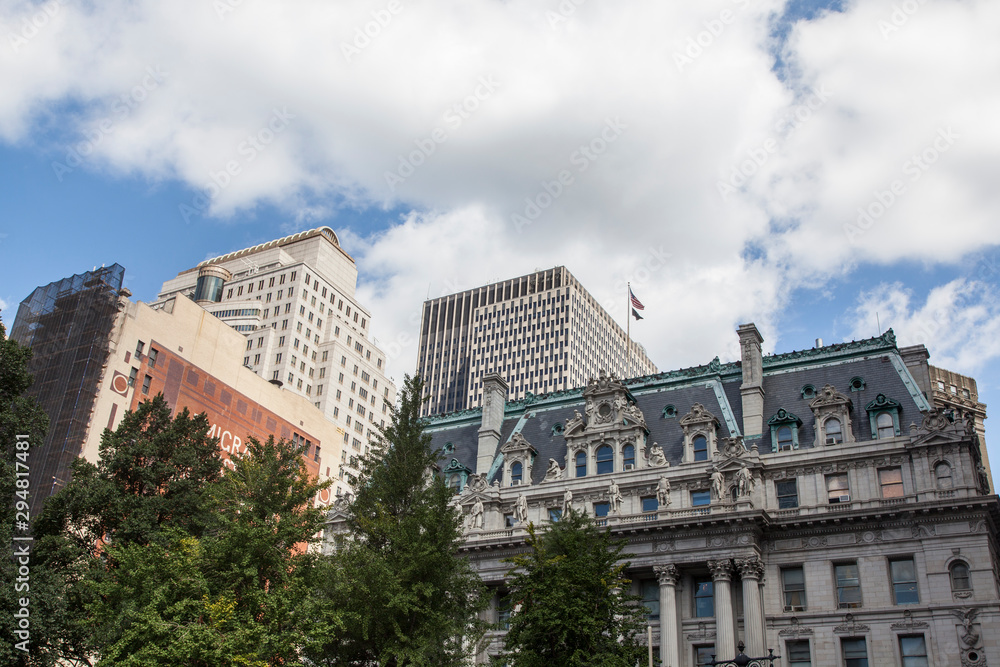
[
  {"x1": 737, "y1": 323, "x2": 765, "y2": 439},
  {"x1": 478, "y1": 373, "x2": 509, "y2": 474},
  {"x1": 899, "y1": 345, "x2": 931, "y2": 398}
]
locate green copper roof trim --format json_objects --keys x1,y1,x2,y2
[
  {"x1": 707, "y1": 378, "x2": 741, "y2": 437},
  {"x1": 887, "y1": 352, "x2": 933, "y2": 412}
]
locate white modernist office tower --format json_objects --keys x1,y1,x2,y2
[
  {"x1": 417, "y1": 266, "x2": 657, "y2": 416},
  {"x1": 158, "y1": 227, "x2": 396, "y2": 484}
]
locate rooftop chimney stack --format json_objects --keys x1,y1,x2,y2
[
  {"x1": 738, "y1": 323, "x2": 765, "y2": 439},
  {"x1": 477, "y1": 373, "x2": 509, "y2": 474}
]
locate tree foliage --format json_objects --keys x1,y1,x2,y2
[
  {"x1": 493, "y1": 509, "x2": 650, "y2": 667},
  {"x1": 303, "y1": 374, "x2": 489, "y2": 667}
]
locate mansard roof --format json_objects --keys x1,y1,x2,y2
[{"x1": 423, "y1": 329, "x2": 929, "y2": 484}]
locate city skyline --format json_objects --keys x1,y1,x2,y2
[{"x1": 2, "y1": 0, "x2": 999, "y2": 480}]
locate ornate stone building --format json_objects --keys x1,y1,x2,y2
[{"x1": 327, "y1": 323, "x2": 1000, "y2": 667}]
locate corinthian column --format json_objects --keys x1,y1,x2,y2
[
  {"x1": 654, "y1": 564, "x2": 680, "y2": 667},
  {"x1": 708, "y1": 559, "x2": 736, "y2": 660},
  {"x1": 736, "y1": 556, "x2": 766, "y2": 655}
]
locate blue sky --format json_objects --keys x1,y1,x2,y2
[{"x1": 2, "y1": 0, "x2": 999, "y2": 477}]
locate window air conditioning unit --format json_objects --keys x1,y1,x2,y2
[
  {"x1": 837, "y1": 494, "x2": 851, "y2": 503},
  {"x1": 826, "y1": 437, "x2": 839, "y2": 445},
  {"x1": 784, "y1": 605, "x2": 805, "y2": 612},
  {"x1": 511, "y1": 479, "x2": 521, "y2": 486},
  {"x1": 624, "y1": 464, "x2": 634, "y2": 471}
]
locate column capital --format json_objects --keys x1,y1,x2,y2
[
  {"x1": 707, "y1": 559, "x2": 734, "y2": 582},
  {"x1": 735, "y1": 556, "x2": 765, "y2": 580},
  {"x1": 654, "y1": 563, "x2": 679, "y2": 586}
]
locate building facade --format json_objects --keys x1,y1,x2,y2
[
  {"x1": 157, "y1": 227, "x2": 396, "y2": 482},
  {"x1": 417, "y1": 266, "x2": 657, "y2": 416},
  {"x1": 331, "y1": 323, "x2": 1000, "y2": 667}
]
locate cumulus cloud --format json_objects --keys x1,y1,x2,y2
[
  {"x1": 2, "y1": 0, "x2": 999, "y2": 377},
  {"x1": 844, "y1": 279, "x2": 1000, "y2": 374}
]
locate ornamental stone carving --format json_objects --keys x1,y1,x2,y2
[
  {"x1": 543, "y1": 458, "x2": 563, "y2": 481},
  {"x1": 656, "y1": 476, "x2": 671, "y2": 507},
  {"x1": 561, "y1": 489, "x2": 573, "y2": 514},
  {"x1": 707, "y1": 559, "x2": 733, "y2": 581},
  {"x1": 735, "y1": 556, "x2": 765, "y2": 580},
  {"x1": 736, "y1": 465, "x2": 755, "y2": 496},
  {"x1": 710, "y1": 468, "x2": 725, "y2": 500},
  {"x1": 514, "y1": 493, "x2": 528, "y2": 524},
  {"x1": 654, "y1": 563, "x2": 680, "y2": 585},
  {"x1": 608, "y1": 479, "x2": 622, "y2": 514},
  {"x1": 648, "y1": 442, "x2": 668, "y2": 467}
]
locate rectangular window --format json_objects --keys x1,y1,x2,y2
[
  {"x1": 594, "y1": 502, "x2": 609, "y2": 517},
  {"x1": 148, "y1": 348, "x2": 159, "y2": 368},
  {"x1": 782, "y1": 567, "x2": 807, "y2": 611},
  {"x1": 879, "y1": 467, "x2": 904, "y2": 498},
  {"x1": 776, "y1": 479, "x2": 799, "y2": 509},
  {"x1": 548, "y1": 509, "x2": 561, "y2": 522},
  {"x1": 826, "y1": 473, "x2": 850, "y2": 503},
  {"x1": 899, "y1": 636, "x2": 928, "y2": 667},
  {"x1": 141, "y1": 374, "x2": 152, "y2": 394},
  {"x1": 128, "y1": 367, "x2": 138, "y2": 387},
  {"x1": 835, "y1": 563, "x2": 862, "y2": 608},
  {"x1": 640, "y1": 579, "x2": 659, "y2": 619},
  {"x1": 135, "y1": 340, "x2": 145, "y2": 356},
  {"x1": 641, "y1": 497, "x2": 658, "y2": 513},
  {"x1": 786, "y1": 640, "x2": 811, "y2": 667},
  {"x1": 695, "y1": 645, "x2": 715, "y2": 667},
  {"x1": 691, "y1": 490, "x2": 710, "y2": 507},
  {"x1": 890, "y1": 558, "x2": 919, "y2": 605},
  {"x1": 694, "y1": 578, "x2": 713, "y2": 617},
  {"x1": 842, "y1": 638, "x2": 868, "y2": 667}
]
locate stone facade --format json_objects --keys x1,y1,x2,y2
[{"x1": 326, "y1": 324, "x2": 1000, "y2": 666}]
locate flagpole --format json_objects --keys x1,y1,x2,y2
[{"x1": 626, "y1": 282, "x2": 631, "y2": 370}]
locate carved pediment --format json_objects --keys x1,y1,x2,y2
[
  {"x1": 501, "y1": 431, "x2": 537, "y2": 457},
  {"x1": 679, "y1": 403, "x2": 720, "y2": 430},
  {"x1": 580, "y1": 370, "x2": 647, "y2": 431},
  {"x1": 810, "y1": 384, "x2": 853, "y2": 411},
  {"x1": 767, "y1": 408, "x2": 802, "y2": 427},
  {"x1": 909, "y1": 412, "x2": 969, "y2": 448}
]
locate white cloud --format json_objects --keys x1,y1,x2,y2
[
  {"x1": 2, "y1": 0, "x2": 999, "y2": 379},
  {"x1": 844, "y1": 279, "x2": 1000, "y2": 374}
]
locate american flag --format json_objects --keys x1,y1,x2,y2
[{"x1": 629, "y1": 288, "x2": 644, "y2": 310}]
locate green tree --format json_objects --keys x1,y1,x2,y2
[
  {"x1": 492, "y1": 509, "x2": 650, "y2": 667},
  {"x1": 0, "y1": 320, "x2": 68, "y2": 667},
  {"x1": 90, "y1": 435, "x2": 330, "y2": 666},
  {"x1": 304, "y1": 374, "x2": 489, "y2": 667}
]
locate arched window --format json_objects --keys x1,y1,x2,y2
[
  {"x1": 596, "y1": 445, "x2": 614, "y2": 474},
  {"x1": 876, "y1": 412, "x2": 895, "y2": 439},
  {"x1": 575, "y1": 450, "x2": 587, "y2": 477},
  {"x1": 824, "y1": 417, "x2": 843, "y2": 444},
  {"x1": 662, "y1": 405, "x2": 677, "y2": 419},
  {"x1": 511, "y1": 461, "x2": 523, "y2": 485},
  {"x1": 693, "y1": 435, "x2": 708, "y2": 461},
  {"x1": 801, "y1": 384, "x2": 816, "y2": 399},
  {"x1": 776, "y1": 426, "x2": 793, "y2": 451},
  {"x1": 950, "y1": 562, "x2": 972, "y2": 591},
  {"x1": 623, "y1": 444, "x2": 635, "y2": 469},
  {"x1": 449, "y1": 474, "x2": 461, "y2": 493},
  {"x1": 936, "y1": 462, "x2": 953, "y2": 489}
]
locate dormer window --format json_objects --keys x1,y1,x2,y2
[
  {"x1": 510, "y1": 461, "x2": 523, "y2": 485},
  {"x1": 662, "y1": 405, "x2": 677, "y2": 418},
  {"x1": 824, "y1": 417, "x2": 843, "y2": 444},
  {"x1": 801, "y1": 384, "x2": 816, "y2": 400},
  {"x1": 849, "y1": 376, "x2": 866, "y2": 392},
  {"x1": 768, "y1": 409, "x2": 803, "y2": 453},
  {"x1": 876, "y1": 413, "x2": 895, "y2": 438},
  {"x1": 866, "y1": 394, "x2": 902, "y2": 440},
  {"x1": 693, "y1": 435, "x2": 709, "y2": 461},
  {"x1": 776, "y1": 426, "x2": 794, "y2": 451}
]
